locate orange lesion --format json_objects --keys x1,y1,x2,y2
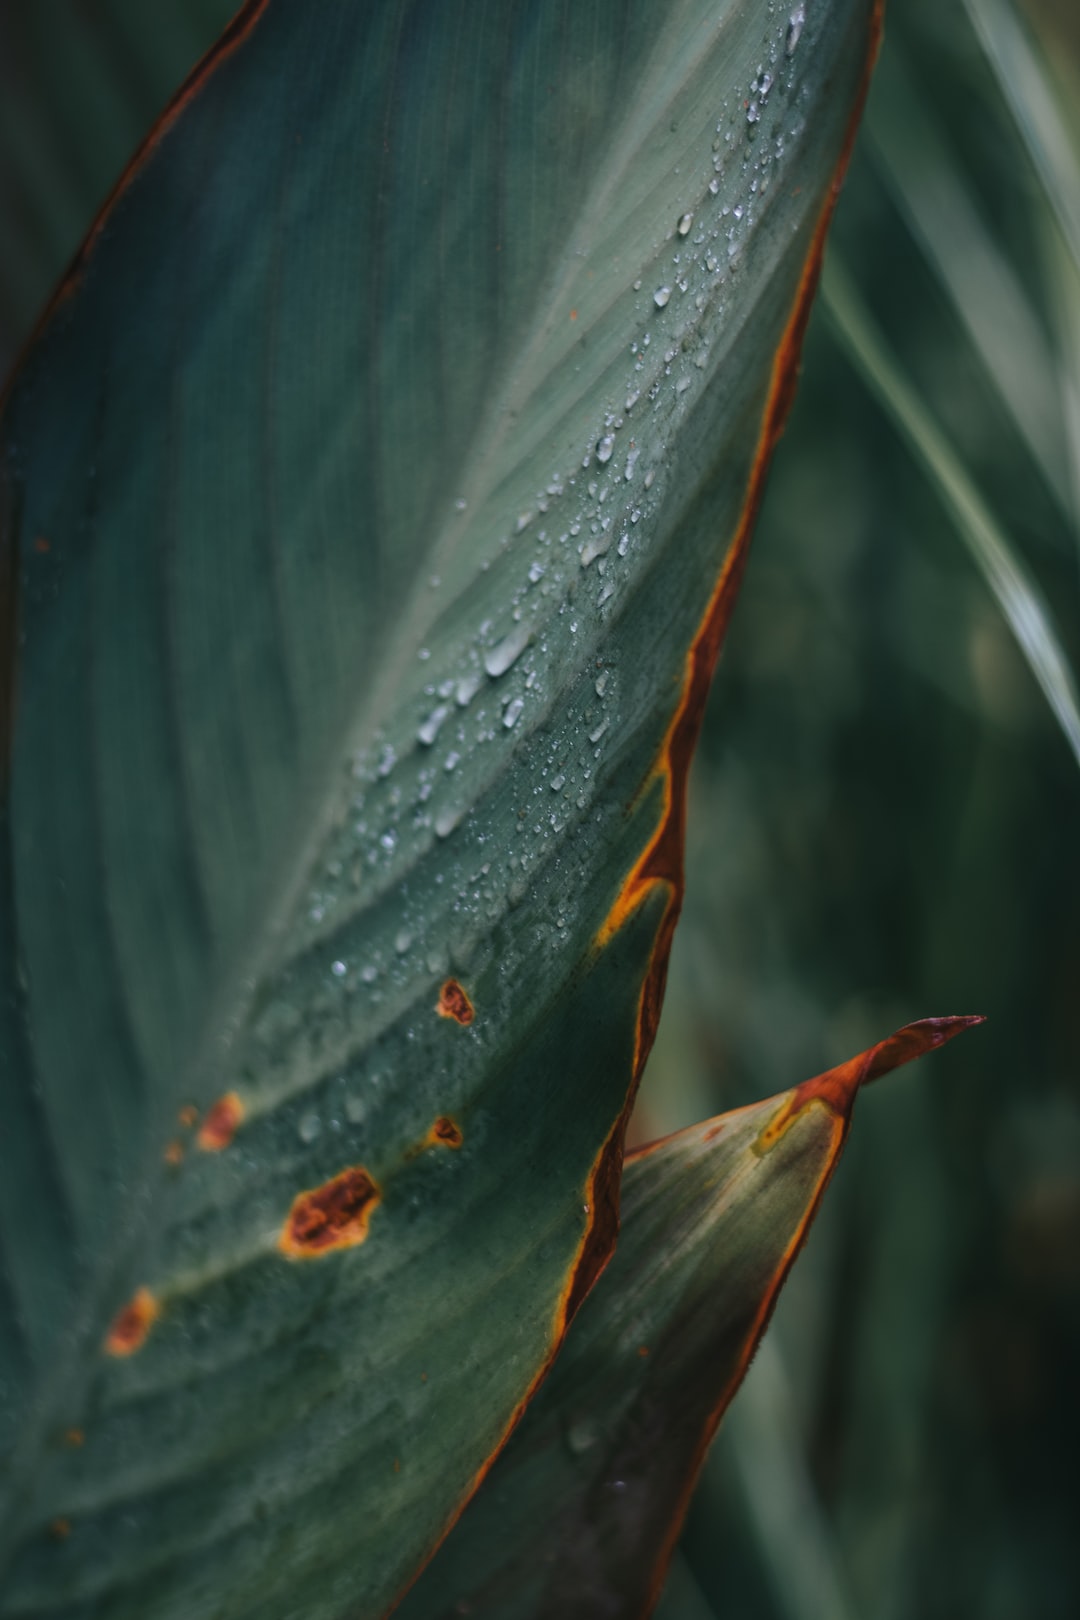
[
  {"x1": 197, "y1": 1092, "x2": 244, "y2": 1151},
  {"x1": 427, "y1": 1115, "x2": 464, "y2": 1150},
  {"x1": 49, "y1": 1519, "x2": 71, "y2": 1542},
  {"x1": 104, "y1": 1288, "x2": 159, "y2": 1357},
  {"x1": 279, "y1": 1166, "x2": 381, "y2": 1259},
  {"x1": 163, "y1": 1139, "x2": 185, "y2": 1166},
  {"x1": 436, "y1": 979, "x2": 474, "y2": 1025},
  {"x1": 178, "y1": 1104, "x2": 199, "y2": 1129},
  {"x1": 64, "y1": 1428, "x2": 85, "y2": 1449}
]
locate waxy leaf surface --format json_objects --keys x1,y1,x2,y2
[
  {"x1": 0, "y1": 1, "x2": 879, "y2": 1615},
  {"x1": 400, "y1": 1017, "x2": 983, "y2": 1620}
]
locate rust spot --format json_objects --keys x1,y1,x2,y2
[
  {"x1": 570, "y1": 308, "x2": 578, "y2": 321},
  {"x1": 104, "y1": 1288, "x2": 159, "y2": 1357},
  {"x1": 64, "y1": 1429, "x2": 84, "y2": 1449},
  {"x1": 279, "y1": 1165, "x2": 381, "y2": 1259},
  {"x1": 49, "y1": 1519, "x2": 70, "y2": 1542},
  {"x1": 163, "y1": 1139, "x2": 185, "y2": 1166},
  {"x1": 393, "y1": 1458, "x2": 401, "y2": 1473},
  {"x1": 638, "y1": 1345, "x2": 650, "y2": 1358},
  {"x1": 178, "y1": 1104, "x2": 199, "y2": 1129},
  {"x1": 33, "y1": 536, "x2": 50, "y2": 555},
  {"x1": 436, "y1": 979, "x2": 474, "y2": 1025},
  {"x1": 428, "y1": 1115, "x2": 464, "y2": 1150},
  {"x1": 197, "y1": 1092, "x2": 244, "y2": 1151}
]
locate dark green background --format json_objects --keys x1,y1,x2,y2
[{"x1": 1, "y1": 2, "x2": 1076, "y2": 1618}]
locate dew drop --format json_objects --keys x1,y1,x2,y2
[
  {"x1": 677, "y1": 211, "x2": 693, "y2": 236},
  {"x1": 485, "y1": 622, "x2": 531, "y2": 678},
  {"x1": 331, "y1": 960, "x2": 348, "y2": 979},
  {"x1": 503, "y1": 697, "x2": 524, "y2": 729},
  {"x1": 418, "y1": 704, "x2": 450, "y2": 746},
  {"x1": 653, "y1": 286, "x2": 671, "y2": 309},
  {"x1": 786, "y1": 5, "x2": 805, "y2": 54},
  {"x1": 596, "y1": 434, "x2": 615, "y2": 465},
  {"x1": 455, "y1": 672, "x2": 483, "y2": 708},
  {"x1": 395, "y1": 929, "x2": 413, "y2": 955},
  {"x1": 299, "y1": 1112, "x2": 322, "y2": 1145}
]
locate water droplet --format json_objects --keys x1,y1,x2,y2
[
  {"x1": 485, "y1": 622, "x2": 531, "y2": 678},
  {"x1": 677, "y1": 211, "x2": 693, "y2": 236},
  {"x1": 380, "y1": 829, "x2": 398, "y2": 852},
  {"x1": 786, "y1": 6, "x2": 805, "y2": 55},
  {"x1": 589, "y1": 718, "x2": 609, "y2": 744},
  {"x1": 455, "y1": 671, "x2": 483, "y2": 708},
  {"x1": 709, "y1": 177, "x2": 720, "y2": 195},
  {"x1": 579, "y1": 531, "x2": 612, "y2": 567},
  {"x1": 395, "y1": 929, "x2": 412, "y2": 955},
  {"x1": 653, "y1": 286, "x2": 671, "y2": 309},
  {"x1": 596, "y1": 434, "x2": 615, "y2": 465},
  {"x1": 617, "y1": 533, "x2": 630, "y2": 557},
  {"x1": 595, "y1": 671, "x2": 609, "y2": 696},
  {"x1": 418, "y1": 704, "x2": 450, "y2": 746},
  {"x1": 567, "y1": 1418, "x2": 600, "y2": 1456},
  {"x1": 503, "y1": 697, "x2": 524, "y2": 730},
  {"x1": 550, "y1": 773, "x2": 566, "y2": 792},
  {"x1": 445, "y1": 750, "x2": 461, "y2": 772},
  {"x1": 361, "y1": 964, "x2": 378, "y2": 984},
  {"x1": 435, "y1": 806, "x2": 462, "y2": 839},
  {"x1": 515, "y1": 511, "x2": 534, "y2": 534},
  {"x1": 528, "y1": 561, "x2": 545, "y2": 584},
  {"x1": 377, "y1": 745, "x2": 397, "y2": 779},
  {"x1": 746, "y1": 101, "x2": 760, "y2": 125},
  {"x1": 299, "y1": 1112, "x2": 322, "y2": 1144},
  {"x1": 345, "y1": 1094, "x2": 366, "y2": 1125},
  {"x1": 331, "y1": 960, "x2": 347, "y2": 979}
]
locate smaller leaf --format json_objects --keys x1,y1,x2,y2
[{"x1": 397, "y1": 1016, "x2": 983, "y2": 1620}]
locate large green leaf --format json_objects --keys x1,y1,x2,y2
[
  {"x1": 397, "y1": 1017, "x2": 982, "y2": 1620},
  {"x1": 0, "y1": 1, "x2": 880, "y2": 1615}
]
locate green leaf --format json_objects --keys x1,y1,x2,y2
[
  {"x1": 397, "y1": 1017, "x2": 983, "y2": 1620},
  {"x1": 0, "y1": 1, "x2": 880, "y2": 1615}
]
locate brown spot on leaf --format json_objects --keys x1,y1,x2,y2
[
  {"x1": 197, "y1": 1092, "x2": 244, "y2": 1151},
  {"x1": 279, "y1": 1165, "x2": 381, "y2": 1259},
  {"x1": 104, "y1": 1288, "x2": 159, "y2": 1357},
  {"x1": 163, "y1": 1140, "x2": 184, "y2": 1166},
  {"x1": 49, "y1": 1519, "x2": 70, "y2": 1541},
  {"x1": 33, "y1": 536, "x2": 50, "y2": 555},
  {"x1": 64, "y1": 1429, "x2": 84, "y2": 1449},
  {"x1": 428, "y1": 1115, "x2": 464, "y2": 1150},
  {"x1": 436, "y1": 979, "x2": 474, "y2": 1025},
  {"x1": 178, "y1": 1104, "x2": 199, "y2": 1128}
]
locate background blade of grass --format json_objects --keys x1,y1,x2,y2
[{"x1": 821, "y1": 253, "x2": 1080, "y2": 771}]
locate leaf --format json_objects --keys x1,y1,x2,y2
[
  {"x1": 0, "y1": 1, "x2": 881, "y2": 1615},
  {"x1": 821, "y1": 254, "x2": 1080, "y2": 771},
  {"x1": 396, "y1": 1017, "x2": 984, "y2": 1620}
]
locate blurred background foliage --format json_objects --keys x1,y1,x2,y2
[{"x1": 1, "y1": 2, "x2": 1077, "y2": 1618}]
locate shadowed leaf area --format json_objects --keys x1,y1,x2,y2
[
  {"x1": 398, "y1": 1017, "x2": 982, "y2": 1620},
  {"x1": 0, "y1": 1, "x2": 879, "y2": 1616}
]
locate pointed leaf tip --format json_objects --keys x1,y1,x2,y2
[
  {"x1": 863, "y1": 1013, "x2": 986, "y2": 1083},
  {"x1": 779, "y1": 1014, "x2": 985, "y2": 1126}
]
